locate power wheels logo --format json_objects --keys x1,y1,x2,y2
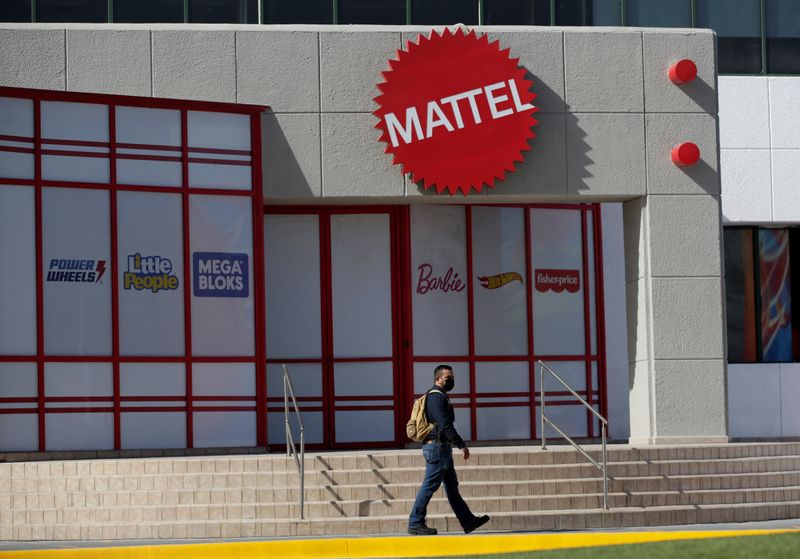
[
  {"x1": 46, "y1": 259, "x2": 106, "y2": 283},
  {"x1": 123, "y1": 253, "x2": 179, "y2": 293},
  {"x1": 192, "y1": 252, "x2": 249, "y2": 298},
  {"x1": 374, "y1": 28, "x2": 538, "y2": 195}
]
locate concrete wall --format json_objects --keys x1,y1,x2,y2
[
  {"x1": 719, "y1": 76, "x2": 800, "y2": 439},
  {"x1": 0, "y1": 24, "x2": 726, "y2": 443}
]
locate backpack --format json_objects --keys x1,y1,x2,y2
[{"x1": 406, "y1": 389, "x2": 444, "y2": 442}]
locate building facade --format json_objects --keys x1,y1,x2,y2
[{"x1": 1, "y1": 3, "x2": 795, "y2": 452}]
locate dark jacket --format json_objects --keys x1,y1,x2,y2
[{"x1": 425, "y1": 386, "x2": 466, "y2": 449}]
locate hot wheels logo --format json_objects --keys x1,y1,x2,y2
[
  {"x1": 46, "y1": 259, "x2": 106, "y2": 283},
  {"x1": 534, "y1": 269, "x2": 580, "y2": 293}
]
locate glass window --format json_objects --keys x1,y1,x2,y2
[
  {"x1": 339, "y1": 0, "x2": 405, "y2": 24},
  {"x1": 697, "y1": 0, "x2": 762, "y2": 74},
  {"x1": 766, "y1": 0, "x2": 800, "y2": 74},
  {"x1": 555, "y1": 0, "x2": 621, "y2": 26},
  {"x1": 114, "y1": 0, "x2": 183, "y2": 23},
  {"x1": 264, "y1": 0, "x2": 332, "y2": 23},
  {"x1": 0, "y1": 0, "x2": 31, "y2": 22},
  {"x1": 411, "y1": 0, "x2": 478, "y2": 25},
  {"x1": 189, "y1": 0, "x2": 257, "y2": 23},
  {"x1": 625, "y1": 0, "x2": 691, "y2": 27},
  {"x1": 36, "y1": 0, "x2": 106, "y2": 22},
  {"x1": 759, "y1": 229, "x2": 793, "y2": 362},
  {"x1": 724, "y1": 228, "x2": 757, "y2": 362},
  {"x1": 484, "y1": 0, "x2": 550, "y2": 26}
]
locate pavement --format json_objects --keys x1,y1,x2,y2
[{"x1": 1, "y1": 519, "x2": 799, "y2": 558}]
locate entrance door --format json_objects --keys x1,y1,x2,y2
[{"x1": 263, "y1": 208, "x2": 400, "y2": 449}]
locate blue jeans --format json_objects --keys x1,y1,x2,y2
[{"x1": 408, "y1": 443, "x2": 475, "y2": 529}]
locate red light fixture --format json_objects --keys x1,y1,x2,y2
[
  {"x1": 671, "y1": 142, "x2": 700, "y2": 167},
  {"x1": 668, "y1": 59, "x2": 697, "y2": 85}
]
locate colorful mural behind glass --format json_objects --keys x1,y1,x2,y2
[{"x1": 759, "y1": 229, "x2": 793, "y2": 362}]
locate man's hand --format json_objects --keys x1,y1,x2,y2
[{"x1": 461, "y1": 447, "x2": 470, "y2": 460}]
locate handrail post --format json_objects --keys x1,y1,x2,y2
[
  {"x1": 284, "y1": 373, "x2": 290, "y2": 457},
  {"x1": 283, "y1": 364, "x2": 306, "y2": 519},
  {"x1": 540, "y1": 363, "x2": 546, "y2": 450},
  {"x1": 602, "y1": 422, "x2": 608, "y2": 510}
]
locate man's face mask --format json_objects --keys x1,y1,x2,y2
[{"x1": 443, "y1": 376, "x2": 455, "y2": 392}]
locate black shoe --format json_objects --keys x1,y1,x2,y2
[
  {"x1": 464, "y1": 515, "x2": 490, "y2": 534},
  {"x1": 408, "y1": 525, "x2": 438, "y2": 536}
]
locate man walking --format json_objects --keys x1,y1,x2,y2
[{"x1": 408, "y1": 364, "x2": 490, "y2": 535}]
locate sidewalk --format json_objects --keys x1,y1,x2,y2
[{"x1": 1, "y1": 519, "x2": 798, "y2": 558}]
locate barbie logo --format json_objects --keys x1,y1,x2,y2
[{"x1": 416, "y1": 263, "x2": 466, "y2": 294}]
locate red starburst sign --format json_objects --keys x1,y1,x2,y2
[{"x1": 374, "y1": 28, "x2": 539, "y2": 195}]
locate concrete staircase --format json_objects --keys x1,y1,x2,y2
[{"x1": 2, "y1": 443, "x2": 800, "y2": 541}]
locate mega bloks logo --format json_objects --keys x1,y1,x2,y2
[
  {"x1": 46, "y1": 259, "x2": 106, "y2": 283},
  {"x1": 123, "y1": 253, "x2": 179, "y2": 293},
  {"x1": 192, "y1": 252, "x2": 249, "y2": 298}
]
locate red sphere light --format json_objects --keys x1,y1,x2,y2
[
  {"x1": 668, "y1": 59, "x2": 697, "y2": 85},
  {"x1": 671, "y1": 142, "x2": 700, "y2": 167}
]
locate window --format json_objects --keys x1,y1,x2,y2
[
  {"x1": 625, "y1": 0, "x2": 691, "y2": 27},
  {"x1": 724, "y1": 227, "x2": 800, "y2": 363},
  {"x1": 188, "y1": 0, "x2": 257, "y2": 23},
  {"x1": 411, "y1": 0, "x2": 478, "y2": 25},
  {"x1": 0, "y1": 0, "x2": 31, "y2": 22},
  {"x1": 555, "y1": 0, "x2": 621, "y2": 26},
  {"x1": 114, "y1": 0, "x2": 183, "y2": 23},
  {"x1": 484, "y1": 0, "x2": 550, "y2": 26},
  {"x1": 36, "y1": 0, "x2": 107, "y2": 22},
  {"x1": 339, "y1": 0, "x2": 405, "y2": 24},
  {"x1": 264, "y1": 0, "x2": 332, "y2": 24},
  {"x1": 766, "y1": 0, "x2": 800, "y2": 74},
  {"x1": 697, "y1": 0, "x2": 762, "y2": 74}
]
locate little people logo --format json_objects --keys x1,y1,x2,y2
[
  {"x1": 534, "y1": 269, "x2": 580, "y2": 293},
  {"x1": 193, "y1": 252, "x2": 249, "y2": 298},
  {"x1": 478, "y1": 271, "x2": 523, "y2": 289},
  {"x1": 46, "y1": 259, "x2": 106, "y2": 283},
  {"x1": 123, "y1": 253, "x2": 179, "y2": 293},
  {"x1": 374, "y1": 28, "x2": 538, "y2": 195}
]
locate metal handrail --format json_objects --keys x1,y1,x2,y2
[
  {"x1": 538, "y1": 360, "x2": 609, "y2": 510},
  {"x1": 283, "y1": 364, "x2": 305, "y2": 519}
]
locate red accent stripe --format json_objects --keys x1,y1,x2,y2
[
  {"x1": 0, "y1": 133, "x2": 34, "y2": 143},
  {"x1": 251, "y1": 112, "x2": 268, "y2": 449},
  {"x1": 40, "y1": 149, "x2": 108, "y2": 159},
  {"x1": 34, "y1": 98, "x2": 45, "y2": 452},
  {"x1": 466, "y1": 206, "x2": 477, "y2": 441},
  {"x1": 181, "y1": 108, "x2": 193, "y2": 449},
  {"x1": 0, "y1": 397, "x2": 38, "y2": 403},
  {"x1": 117, "y1": 142, "x2": 182, "y2": 152},
  {"x1": 44, "y1": 407, "x2": 115, "y2": 413},
  {"x1": 525, "y1": 208, "x2": 536, "y2": 439},
  {"x1": 333, "y1": 405, "x2": 394, "y2": 412},
  {"x1": 120, "y1": 407, "x2": 186, "y2": 413},
  {"x1": 188, "y1": 146, "x2": 251, "y2": 156},
  {"x1": 110, "y1": 103, "x2": 121, "y2": 451},
  {"x1": 45, "y1": 396, "x2": 113, "y2": 402},
  {"x1": 190, "y1": 406, "x2": 256, "y2": 412},
  {"x1": 0, "y1": 145, "x2": 35, "y2": 155},
  {"x1": 582, "y1": 209, "x2": 593, "y2": 437},
  {"x1": 116, "y1": 153, "x2": 181, "y2": 163},
  {"x1": 187, "y1": 157, "x2": 250, "y2": 167},
  {"x1": 333, "y1": 395, "x2": 393, "y2": 401},
  {"x1": 120, "y1": 396, "x2": 185, "y2": 402},
  {"x1": 193, "y1": 396, "x2": 255, "y2": 401},
  {"x1": 593, "y1": 204, "x2": 609, "y2": 424},
  {"x1": 41, "y1": 137, "x2": 109, "y2": 148},
  {"x1": 0, "y1": 409, "x2": 39, "y2": 415}
]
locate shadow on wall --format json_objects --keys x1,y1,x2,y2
[
  {"x1": 260, "y1": 111, "x2": 316, "y2": 198},
  {"x1": 409, "y1": 69, "x2": 593, "y2": 198}
]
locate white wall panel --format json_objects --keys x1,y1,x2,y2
[
  {"x1": 471, "y1": 206, "x2": 528, "y2": 356},
  {"x1": 718, "y1": 77, "x2": 770, "y2": 149},
  {"x1": 117, "y1": 159, "x2": 182, "y2": 188},
  {"x1": 268, "y1": 410, "x2": 323, "y2": 445},
  {"x1": 267, "y1": 363, "x2": 322, "y2": 398},
  {"x1": 118, "y1": 191, "x2": 184, "y2": 356},
  {"x1": 42, "y1": 154, "x2": 110, "y2": 184},
  {"x1": 0, "y1": 151, "x2": 34, "y2": 180},
  {"x1": 334, "y1": 361, "x2": 393, "y2": 397},
  {"x1": 0, "y1": 97, "x2": 34, "y2": 137},
  {"x1": 44, "y1": 363, "x2": 112, "y2": 397},
  {"x1": 413, "y1": 362, "x2": 470, "y2": 395},
  {"x1": 194, "y1": 411, "x2": 256, "y2": 448},
  {"x1": 727, "y1": 364, "x2": 782, "y2": 438},
  {"x1": 192, "y1": 363, "x2": 255, "y2": 396},
  {"x1": 264, "y1": 214, "x2": 322, "y2": 359},
  {"x1": 190, "y1": 194, "x2": 254, "y2": 356},
  {"x1": 188, "y1": 111, "x2": 250, "y2": 151},
  {"x1": 720, "y1": 149, "x2": 772, "y2": 223},
  {"x1": 121, "y1": 412, "x2": 186, "y2": 449},
  {"x1": 411, "y1": 206, "x2": 469, "y2": 356},
  {"x1": 188, "y1": 162, "x2": 251, "y2": 190},
  {"x1": 41, "y1": 101, "x2": 108, "y2": 142},
  {"x1": 769, "y1": 77, "x2": 800, "y2": 149},
  {"x1": 45, "y1": 412, "x2": 114, "y2": 451},
  {"x1": 477, "y1": 407, "x2": 530, "y2": 440},
  {"x1": 120, "y1": 363, "x2": 185, "y2": 396},
  {"x1": 536, "y1": 405, "x2": 588, "y2": 438},
  {"x1": 330, "y1": 213, "x2": 392, "y2": 358},
  {"x1": 0, "y1": 186, "x2": 37, "y2": 355},
  {"x1": 475, "y1": 362, "x2": 529, "y2": 393},
  {"x1": 335, "y1": 410, "x2": 394, "y2": 443},
  {"x1": 42, "y1": 187, "x2": 111, "y2": 355},
  {"x1": 0, "y1": 414, "x2": 37, "y2": 452},
  {"x1": 780, "y1": 364, "x2": 800, "y2": 437},
  {"x1": 771, "y1": 150, "x2": 800, "y2": 222},
  {"x1": 116, "y1": 106, "x2": 181, "y2": 146}
]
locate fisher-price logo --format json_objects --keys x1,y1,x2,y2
[
  {"x1": 123, "y1": 253, "x2": 179, "y2": 293},
  {"x1": 534, "y1": 269, "x2": 580, "y2": 294},
  {"x1": 374, "y1": 28, "x2": 538, "y2": 195},
  {"x1": 192, "y1": 252, "x2": 249, "y2": 298}
]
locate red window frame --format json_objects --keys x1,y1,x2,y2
[{"x1": 0, "y1": 86, "x2": 268, "y2": 451}]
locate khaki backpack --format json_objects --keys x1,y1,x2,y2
[{"x1": 406, "y1": 389, "x2": 444, "y2": 442}]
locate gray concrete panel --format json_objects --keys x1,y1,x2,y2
[
  {"x1": 651, "y1": 278, "x2": 725, "y2": 360},
  {"x1": 643, "y1": 30, "x2": 717, "y2": 114},
  {"x1": 493, "y1": 113, "x2": 567, "y2": 197},
  {"x1": 623, "y1": 197, "x2": 648, "y2": 283},
  {"x1": 321, "y1": 113, "x2": 403, "y2": 197},
  {"x1": 648, "y1": 195, "x2": 722, "y2": 278},
  {"x1": 488, "y1": 30, "x2": 565, "y2": 114},
  {"x1": 626, "y1": 278, "x2": 651, "y2": 365},
  {"x1": 152, "y1": 31, "x2": 235, "y2": 102},
  {"x1": 320, "y1": 31, "x2": 400, "y2": 113},
  {"x1": 0, "y1": 29, "x2": 65, "y2": 90},
  {"x1": 645, "y1": 113, "x2": 719, "y2": 195},
  {"x1": 237, "y1": 31, "x2": 319, "y2": 112},
  {"x1": 262, "y1": 113, "x2": 321, "y2": 199},
  {"x1": 567, "y1": 113, "x2": 646, "y2": 196},
  {"x1": 653, "y1": 359, "x2": 727, "y2": 437},
  {"x1": 564, "y1": 30, "x2": 643, "y2": 113},
  {"x1": 66, "y1": 30, "x2": 151, "y2": 97},
  {"x1": 628, "y1": 360, "x2": 653, "y2": 440}
]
